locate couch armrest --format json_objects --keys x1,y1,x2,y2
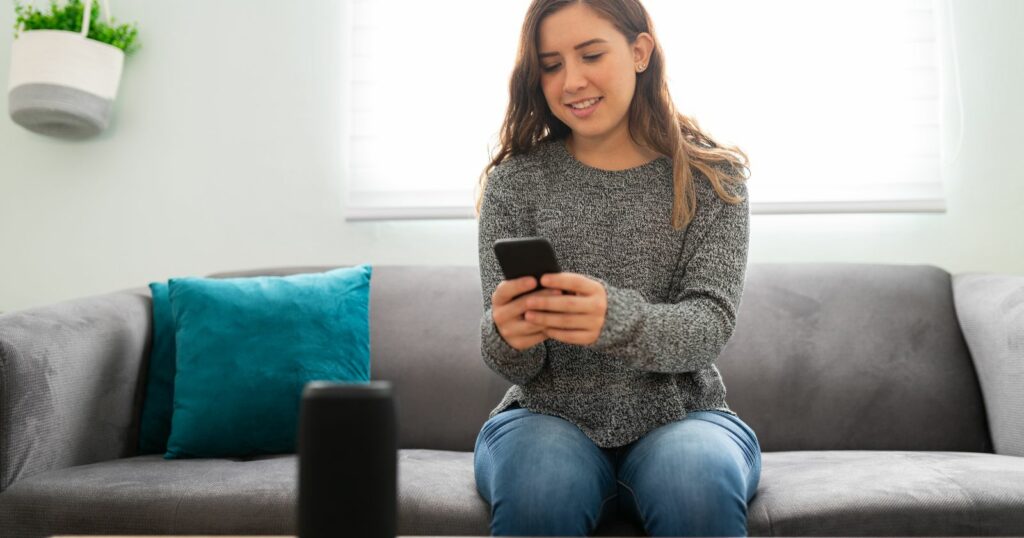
[
  {"x1": 952, "y1": 272, "x2": 1024, "y2": 458},
  {"x1": 0, "y1": 286, "x2": 152, "y2": 493}
]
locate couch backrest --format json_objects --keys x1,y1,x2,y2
[
  {"x1": 723, "y1": 262, "x2": 991, "y2": 454},
  {"x1": 206, "y1": 263, "x2": 993, "y2": 454}
]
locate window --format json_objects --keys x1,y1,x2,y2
[{"x1": 344, "y1": 0, "x2": 957, "y2": 220}]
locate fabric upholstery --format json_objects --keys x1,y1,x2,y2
[
  {"x1": 0, "y1": 286, "x2": 152, "y2": 493},
  {"x1": 208, "y1": 263, "x2": 994, "y2": 454},
  {"x1": 0, "y1": 263, "x2": 1019, "y2": 537},
  {"x1": 719, "y1": 262, "x2": 992, "y2": 454},
  {"x1": 952, "y1": 272, "x2": 1024, "y2": 457},
  {"x1": 1, "y1": 450, "x2": 1022, "y2": 537}
]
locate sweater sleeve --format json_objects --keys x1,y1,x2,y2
[
  {"x1": 588, "y1": 180, "x2": 750, "y2": 374},
  {"x1": 477, "y1": 161, "x2": 548, "y2": 385}
]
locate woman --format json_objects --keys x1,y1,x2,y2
[{"x1": 472, "y1": 0, "x2": 762, "y2": 536}]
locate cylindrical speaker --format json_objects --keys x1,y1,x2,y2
[{"x1": 297, "y1": 380, "x2": 397, "y2": 538}]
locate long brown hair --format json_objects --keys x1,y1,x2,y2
[{"x1": 473, "y1": 0, "x2": 750, "y2": 230}]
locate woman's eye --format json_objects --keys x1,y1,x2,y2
[{"x1": 542, "y1": 54, "x2": 604, "y2": 73}]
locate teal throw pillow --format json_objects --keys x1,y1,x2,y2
[
  {"x1": 163, "y1": 264, "x2": 373, "y2": 459},
  {"x1": 138, "y1": 281, "x2": 177, "y2": 455}
]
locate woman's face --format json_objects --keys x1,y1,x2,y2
[{"x1": 537, "y1": 3, "x2": 652, "y2": 138}]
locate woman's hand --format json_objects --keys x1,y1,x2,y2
[
  {"x1": 492, "y1": 276, "x2": 565, "y2": 351},
  {"x1": 523, "y1": 272, "x2": 608, "y2": 346}
]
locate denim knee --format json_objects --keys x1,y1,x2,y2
[
  {"x1": 474, "y1": 407, "x2": 617, "y2": 536},
  {"x1": 615, "y1": 411, "x2": 761, "y2": 537}
]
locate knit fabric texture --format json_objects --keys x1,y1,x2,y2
[{"x1": 477, "y1": 137, "x2": 751, "y2": 448}]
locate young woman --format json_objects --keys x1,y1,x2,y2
[{"x1": 472, "y1": 0, "x2": 762, "y2": 536}]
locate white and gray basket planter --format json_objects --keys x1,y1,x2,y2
[{"x1": 7, "y1": 0, "x2": 124, "y2": 139}]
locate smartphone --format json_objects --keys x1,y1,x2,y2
[{"x1": 493, "y1": 237, "x2": 563, "y2": 300}]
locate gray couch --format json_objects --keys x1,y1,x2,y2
[{"x1": 1, "y1": 263, "x2": 1023, "y2": 537}]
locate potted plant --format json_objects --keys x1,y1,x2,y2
[{"x1": 8, "y1": 0, "x2": 139, "y2": 139}]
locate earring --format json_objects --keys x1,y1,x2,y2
[{"x1": 637, "y1": 63, "x2": 646, "y2": 72}]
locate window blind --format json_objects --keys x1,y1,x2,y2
[{"x1": 344, "y1": 0, "x2": 954, "y2": 220}]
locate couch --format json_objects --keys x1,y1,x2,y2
[{"x1": 1, "y1": 263, "x2": 1023, "y2": 537}]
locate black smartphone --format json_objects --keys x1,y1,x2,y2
[{"x1": 493, "y1": 237, "x2": 562, "y2": 300}]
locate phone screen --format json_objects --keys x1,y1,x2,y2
[{"x1": 493, "y1": 237, "x2": 563, "y2": 299}]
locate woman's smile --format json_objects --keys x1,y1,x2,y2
[{"x1": 567, "y1": 96, "x2": 603, "y2": 118}]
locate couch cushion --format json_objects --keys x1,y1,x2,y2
[
  {"x1": 0, "y1": 449, "x2": 641, "y2": 536},
  {"x1": 0, "y1": 454, "x2": 295, "y2": 536},
  {"x1": 2, "y1": 451, "x2": 1023, "y2": 537},
  {"x1": 750, "y1": 450, "x2": 1024, "y2": 536},
  {"x1": 952, "y1": 272, "x2": 1024, "y2": 457},
  {"x1": 719, "y1": 263, "x2": 992, "y2": 453}
]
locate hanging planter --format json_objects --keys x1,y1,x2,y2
[{"x1": 8, "y1": 0, "x2": 140, "y2": 139}]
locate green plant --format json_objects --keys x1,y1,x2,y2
[{"x1": 13, "y1": 0, "x2": 140, "y2": 54}]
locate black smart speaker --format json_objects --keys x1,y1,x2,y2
[{"x1": 297, "y1": 380, "x2": 397, "y2": 538}]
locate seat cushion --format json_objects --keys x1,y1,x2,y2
[
  {"x1": 750, "y1": 451, "x2": 1024, "y2": 536},
  {"x1": 0, "y1": 453, "x2": 296, "y2": 537},
  {"x1": 1, "y1": 450, "x2": 1023, "y2": 537},
  {"x1": 0, "y1": 448, "x2": 641, "y2": 536}
]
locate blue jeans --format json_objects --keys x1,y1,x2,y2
[{"x1": 474, "y1": 403, "x2": 762, "y2": 537}]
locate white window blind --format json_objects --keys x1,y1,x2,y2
[{"x1": 344, "y1": 0, "x2": 955, "y2": 220}]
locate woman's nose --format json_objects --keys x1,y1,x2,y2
[{"x1": 562, "y1": 63, "x2": 589, "y2": 93}]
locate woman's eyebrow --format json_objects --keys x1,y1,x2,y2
[{"x1": 539, "y1": 38, "x2": 608, "y2": 58}]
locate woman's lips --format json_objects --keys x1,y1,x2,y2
[{"x1": 567, "y1": 97, "x2": 602, "y2": 118}]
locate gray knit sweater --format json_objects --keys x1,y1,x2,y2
[{"x1": 478, "y1": 137, "x2": 750, "y2": 448}]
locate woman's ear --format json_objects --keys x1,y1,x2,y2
[{"x1": 632, "y1": 32, "x2": 655, "y2": 67}]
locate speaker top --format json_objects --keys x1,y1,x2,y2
[{"x1": 302, "y1": 380, "x2": 393, "y2": 399}]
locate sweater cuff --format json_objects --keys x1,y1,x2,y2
[{"x1": 590, "y1": 276, "x2": 644, "y2": 355}]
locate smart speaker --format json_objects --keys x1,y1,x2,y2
[{"x1": 297, "y1": 380, "x2": 397, "y2": 538}]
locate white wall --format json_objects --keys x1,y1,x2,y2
[{"x1": 1, "y1": 0, "x2": 1021, "y2": 313}]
